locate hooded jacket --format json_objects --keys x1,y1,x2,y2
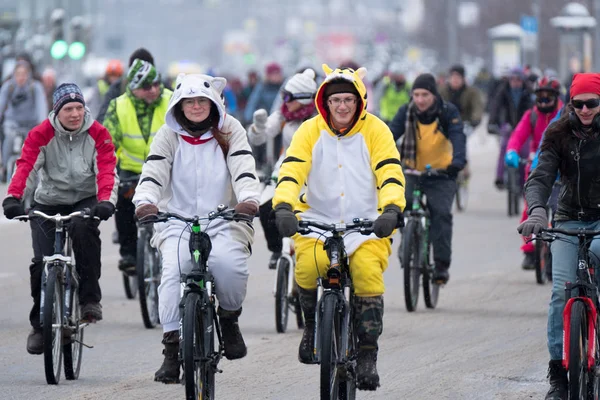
[
  {"x1": 272, "y1": 64, "x2": 406, "y2": 255},
  {"x1": 7, "y1": 109, "x2": 118, "y2": 206},
  {"x1": 132, "y1": 73, "x2": 260, "y2": 248}
]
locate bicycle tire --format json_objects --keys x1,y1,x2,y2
[
  {"x1": 275, "y1": 258, "x2": 290, "y2": 333},
  {"x1": 338, "y1": 309, "x2": 357, "y2": 400},
  {"x1": 568, "y1": 301, "x2": 588, "y2": 400},
  {"x1": 123, "y1": 272, "x2": 137, "y2": 300},
  {"x1": 63, "y1": 282, "x2": 83, "y2": 380},
  {"x1": 320, "y1": 294, "x2": 341, "y2": 400},
  {"x1": 183, "y1": 292, "x2": 214, "y2": 400},
  {"x1": 43, "y1": 265, "x2": 63, "y2": 385},
  {"x1": 534, "y1": 239, "x2": 549, "y2": 285},
  {"x1": 423, "y1": 242, "x2": 439, "y2": 309},
  {"x1": 137, "y1": 229, "x2": 160, "y2": 329},
  {"x1": 401, "y1": 220, "x2": 421, "y2": 312},
  {"x1": 294, "y1": 293, "x2": 305, "y2": 330}
]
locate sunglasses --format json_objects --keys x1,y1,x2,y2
[
  {"x1": 536, "y1": 96, "x2": 555, "y2": 104},
  {"x1": 572, "y1": 98, "x2": 600, "y2": 110},
  {"x1": 140, "y1": 82, "x2": 160, "y2": 91},
  {"x1": 281, "y1": 90, "x2": 314, "y2": 103}
]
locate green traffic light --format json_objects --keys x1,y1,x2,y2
[
  {"x1": 50, "y1": 40, "x2": 68, "y2": 59},
  {"x1": 68, "y1": 41, "x2": 86, "y2": 60},
  {"x1": 243, "y1": 53, "x2": 256, "y2": 65}
]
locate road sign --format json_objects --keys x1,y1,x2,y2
[{"x1": 520, "y1": 15, "x2": 538, "y2": 34}]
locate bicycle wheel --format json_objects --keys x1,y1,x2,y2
[
  {"x1": 401, "y1": 220, "x2": 421, "y2": 312},
  {"x1": 568, "y1": 301, "x2": 588, "y2": 400},
  {"x1": 534, "y1": 239, "x2": 549, "y2": 285},
  {"x1": 43, "y1": 265, "x2": 63, "y2": 385},
  {"x1": 63, "y1": 282, "x2": 83, "y2": 380},
  {"x1": 338, "y1": 310, "x2": 357, "y2": 400},
  {"x1": 137, "y1": 229, "x2": 160, "y2": 329},
  {"x1": 275, "y1": 258, "x2": 290, "y2": 333},
  {"x1": 183, "y1": 292, "x2": 214, "y2": 400},
  {"x1": 423, "y1": 242, "x2": 439, "y2": 309},
  {"x1": 507, "y1": 168, "x2": 519, "y2": 217},
  {"x1": 123, "y1": 271, "x2": 137, "y2": 300},
  {"x1": 294, "y1": 293, "x2": 305, "y2": 330},
  {"x1": 455, "y1": 177, "x2": 468, "y2": 212},
  {"x1": 320, "y1": 294, "x2": 341, "y2": 400}
]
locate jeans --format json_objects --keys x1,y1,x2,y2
[{"x1": 547, "y1": 220, "x2": 600, "y2": 360}]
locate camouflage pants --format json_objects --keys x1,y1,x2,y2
[{"x1": 353, "y1": 295, "x2": 384, "y2": 347}]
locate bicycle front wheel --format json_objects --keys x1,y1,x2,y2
[
  {"x1": 423, "y1": 242, "x2": 439, "y2": 309},
  {"x1": 63, "y1": 282, "x2": 83, "y2": 380},
  {"x1": 338, "y1": 306, "x2": 357, "y2": 400},
  {"x1": 401, "y1": 220, "x2": 421, "y2": 312},
  {"x1": 137, "y1": 229, "x2": 160, "y2": 329},
  {"x1": 43, "y1": 265, "x2": 63, "y2": 385},
  {"x1": 534, "y1": 239, "x2": 549, "y2": 285},
  {"x1": 320, "y1": 294, "x2": 341, "y2": 400},
  {"x1": 183, "y1": 292, "x2": 214, "y2": 400},
  {"x1": 275, "y1": 257, "x2": 290, "y2": 333},
  {"x1": 568, "y1": 300, "x2": 588, "y2": 400}
]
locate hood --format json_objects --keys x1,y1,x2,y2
[
  {"x1": 48, "y1": 107, "x2": 94, "y2": 137},
  {"x1": 165, "y1": 73, "x2": 227, "y2": 137},
  {"x1": 315, "y1": 64, "x2": 368, "y2": 136}
]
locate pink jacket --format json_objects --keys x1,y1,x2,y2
[{"x1": 507, "y1": 102, "x2": 563, "y2": 156}]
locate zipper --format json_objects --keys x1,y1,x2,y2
[{"x1": 576, "y1": 140, "x2": 584, "y2": 217}]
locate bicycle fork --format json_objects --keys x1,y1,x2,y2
[{"x1": 562, "y1": 286, "x2": 598, "y2": 372}]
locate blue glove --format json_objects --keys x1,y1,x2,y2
[{"x1": 505, "y1": 150, "x2": 520, "y2": 168}]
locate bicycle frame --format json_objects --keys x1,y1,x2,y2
[{"x1": 404, "y1": 170, "x2": 433, "y2": 266}]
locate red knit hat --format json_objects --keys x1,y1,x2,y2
[{"x1": 570, "y1": 73, "x2": 600, "y2": 99}]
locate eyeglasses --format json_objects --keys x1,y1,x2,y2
[
  {"x1": 536, "y1": 96, "x2": 555, "y2": 104},
  {"x1": 140, "y1": 82, "x2": 160, "y2": 91},
  {"x1": 281, "y1": 90, "x2": 314, "y2": 103},
  {"x1": 182, "y1": 97, "x2": 211, "y2": 108},
  {"x1": 572, "y1": 98, "x2": 600, "y2": 110},
  {"x1": 327, "y1": 96, "x2": 357, "y2": 107}
]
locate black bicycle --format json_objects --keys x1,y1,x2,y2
[
  {"x1": 400, "y1": 168, "x2": 443, "y2": 312},
  {"x1": 119, "y1": 175, "x2": 140, "y2": 299},
  {"x1": 141, "y1": 205, "x2": 253, "y2": 400},
  {"x1": 537, "y1": 227, "x2": 600, "y2": 400},
  {"x1": 507, "y1": 159, "x2": 527, "y2": 217},
  {"x1": 18, "y1": 210, "x2": 96, "y2": 384},
  {"x1": 297, "y1": 218, "x2": 374, "y2": 400},
  {"x1": 136, "y1": 222, "x2": 161, "y2": 329}
]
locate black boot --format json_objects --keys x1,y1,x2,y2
[
  {"x1": 218, "y1": 307, "x2": 247, "y2": 360},
  {"x1": 154, "y1": 331, "x2": 180, "y2": 384},
  {"x1": 522, "y1": 252, "x2": 535, "y2": 270},
  {"x1": 354, "y1": 296, "x2": 384, "y2": 390},
  {"x1": 433, "y1": 261, "x2": 450, "y2": 284},
  {"x1": 545, "y1": 360, "x2": 567, "y2": 400},
  {"x1": 298, "y1": 287, "x2": 317, "y2": 364},
  {"x1": 26, "y1": 328, "x2": 43, "y2": 355}
]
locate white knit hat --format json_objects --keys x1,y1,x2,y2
[{"x1": 283, "y1": 68, "x2": 317, "y2": 105}]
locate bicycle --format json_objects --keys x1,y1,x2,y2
[
  {"x1": 136, "y1": 222, "x2": 161, "y2": 329},
  {"x1": 400, "y1": 168, "x2": 445, "y2": 312},
  {"x1": 531, "y1": 206, "x2": 554, "y2": 285},
  {"x1": 17, "y1": 210, "x2": 96, "y2": 385},
  {"x1": 273, "y1": 236, "x2": 304, "y2": 333},
  {"x1": 118, "y1": 175, "x2": 140, "y2": 300},
  {"x1": 297, "y1": 217, "x2": 374, "y2": 400},
  {"x1": 537, "y1": 227, "x2": 600, "y2": 400},
  {"x1": 140, "y1": 205, "x2": 253, "y2": 400},
  {"x1": 506, "y1": 158, "x2": 527, "y2": 217},
  {"x1": 4, "y1": 126, "x2": 28, "y2": 184}
]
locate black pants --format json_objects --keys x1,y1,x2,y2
[
  {"x1": 29, "y1": 196, "x2": 101, "y2": 329},
  {"x1": 115, "y1": 170, "x2": 138, "y2": 260},
  {"x1": 259, "y1": 199, "x2": 282, "y2": 253},
  {"x1": 404, "y1": 175, "x2": 456, "y2": 266}
]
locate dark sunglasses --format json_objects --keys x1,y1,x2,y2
[
  {"x1": 140, "y1": 82, "x2": 160, "y2": 91},
  {"x1": 536, "y1": 96, "x2": 555, "y2": 104},
  {"x1": 572, "y1": 98, "x2": 600, "y2": 110},
  {"x1": 281, "y1": 90, "x2": 314, "y2": 103}
]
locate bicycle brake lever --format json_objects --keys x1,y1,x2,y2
[{"x1": 297, "y1": 227, "x2": 311, "y2": 235}]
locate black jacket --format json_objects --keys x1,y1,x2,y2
[
  {"x1": 525, "y1": 119, "x2": 600, "y2": 221},
  {"x1": 488, "y1": 81, "x2": 533, "y2": 129}
]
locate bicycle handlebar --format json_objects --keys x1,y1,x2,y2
[
  {"x1": 16, "y1": 209, "x2": 94, "y2": 222},
  {"x1": 139, "y1": 205, "x2": 254, "y2": 225},
  {"x1": 403, "y1": 168, "x2": 448, "y2": 178},
  {"x1": 542, "y1": 227, "x2": 600, "y2": 238},
  {"x1": 297, "y1": 218, "x2": 374, "y2": 235}
]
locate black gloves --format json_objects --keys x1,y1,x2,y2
[
  {"x1": 91, "y1": 201, "x2": 115, "y2": 221},
  {"x1": 274, "y1": 203, "x2": 298, "y2": 237},
  {"x1": 373, "y1": 204, "x2": 404, "y2": 238},
  {"x1": 2, "y1": 197, "x2": 25, "y2": 220},
  {"x1": 445, "y1": 164, "x2": 462, "y2": 179}
]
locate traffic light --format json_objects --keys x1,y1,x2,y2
[
  {"x1": 49, "y1": 8, "x2": 67, "y2": 60},
  {"x1": 68, "y1": 16, "x2": 86, "y2": 60}
]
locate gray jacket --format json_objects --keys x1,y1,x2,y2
[{"x1": 0, "y1": 79, "x2": 47, "y2": 127}]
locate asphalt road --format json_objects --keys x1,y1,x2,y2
[{"x1": 0, "y1": 127, "x2": 551, "y2": 399}]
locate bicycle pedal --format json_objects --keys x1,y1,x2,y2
[{"x1": 75, "y1": 339, "x2": 94, "y2": 349}]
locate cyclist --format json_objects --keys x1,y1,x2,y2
[
  {"x1": 0, "y1": 61, "x2": 47, "y2": 181},
  {"x1": 103, "y1": 59, "x2": 172, "y2": 273},
  {"x1": 506, "y1": 76, "x2": 562, "y2": 270},
  {"x1": 488, "y1": 67, "x2": 534, "y2": 189},
  {"x1": 519, "y1": 73, "x2": 600, "y2": 400},
  {"x1": 248, "y1": 68, "x2": 317, "y2": 269},
  {"x1": 132, "y1": 73, "x2": 260, "y2": 383},
  {"x1": 2, "y1": 83, "x2": 118, "y2": 354},
  {"x1": 373, "y1": 62, "x2": 411, "y2": 125},
  {"x1": 389, "y1": 72, "x2": 467, "y2": 284},
  {"x1": 438, "y1": 64, "x2": 483, "y2": 129},
  {"x1": 273, "y1": 64, "x2": 405, "y2": 390}
]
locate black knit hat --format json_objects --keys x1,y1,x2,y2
[
  {"x1": 412, "y1": 73, "x2": 438, "y2": 96},
  {"x1": 449, "y1": 64, "x2": 465, "y2": 78},
  {"x1": 128, "y1": 48, "x2": 154, "y2": 67},
  {"x1": 323, "y1": 78, "x2": 359, "y2": 99}
]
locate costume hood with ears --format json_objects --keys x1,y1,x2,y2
[
  {"x1": 165, "y1": 73, "x2": 228, "y2": 133},
  {"x1": 315, "y1": 63, "x2": 369, "y2": 133}
]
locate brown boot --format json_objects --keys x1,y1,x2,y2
[{"x1": 154, "y1": 331, "x2": 180, "y2": 384}]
